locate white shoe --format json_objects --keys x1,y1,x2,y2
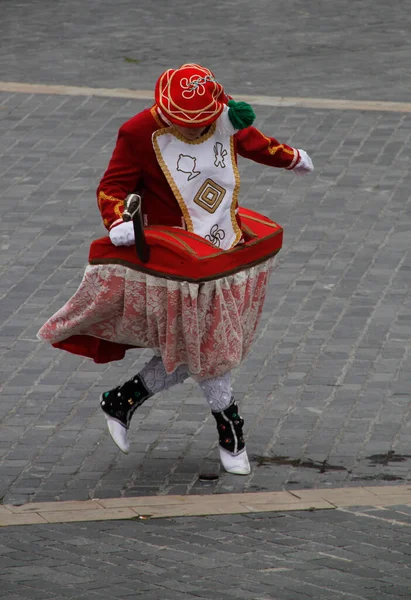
[
  {"x1": 219, "y1": 447, "x2": 251, "y2": 475},
  {"x1": 104, "y1": 414, "x2": 130, "y2": 454}
]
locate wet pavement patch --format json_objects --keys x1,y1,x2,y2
[
  {"x1": 352, "y1": 473, "x2": 404, "y2": 481},
  {"x1": 366, "y1": 451, "x2": 411, "y2": 466},
  {"x1": 254, "y1": 455, "x2": 347, "y2": 473}
]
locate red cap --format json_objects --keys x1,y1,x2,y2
[{"x1": 155, "y1": 63, "x2": 227, "y2": 128}]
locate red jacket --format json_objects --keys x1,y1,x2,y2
[{"x1": 97, "y1": 105, "x2": 299, "y2": 230}]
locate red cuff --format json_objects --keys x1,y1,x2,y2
[
  {"x1": 108, "y1": 218, "x2": 123, "y2": 231},
  {"x1": 285, "y1": 149, "x2": 300, "y2": 170}
]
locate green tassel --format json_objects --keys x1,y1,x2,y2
[{"x1": 227, "y1": 99, "x2": 255, "y2": 130}]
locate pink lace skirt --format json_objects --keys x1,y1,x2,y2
[{"x1": 38, "y1": 259, "x2": 273, "y2": 380}]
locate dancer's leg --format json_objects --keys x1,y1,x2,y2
[
  {"x1": 100, "y1": 355, "x2": 188, "y2": 453},
  {"x1": 198, "y1": 373, "x2": 250, "y2": 475}
]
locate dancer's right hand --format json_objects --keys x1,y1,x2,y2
[{"x1": 109, "y1": 221, "x2": 135, "y2": 246}]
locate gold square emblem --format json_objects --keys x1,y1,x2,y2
[{"x1": 193, "y1": 179, "x2": 226, "y2": 214}]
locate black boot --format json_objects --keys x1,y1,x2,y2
[
  {"x1": 212, "y1": 400, "x2": 250, "y2": 474},
  {"x1": 100, "y1": 375, "x2": 151, "y2": 453}
]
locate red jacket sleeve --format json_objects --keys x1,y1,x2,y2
[
  {"x1": 96, "y1": 124, "x2": 142, "y2": 230},
  {"x1": 235, "y1": 126, "x2": 300, "y2": 170}
]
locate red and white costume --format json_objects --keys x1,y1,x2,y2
[
  {"x1": 39, "y1": 68, "x2": 306, "y2": 378},
  {"x1": 38, "y1": 64, "x2": 313, "y2": 472},
  {"x1": 97, "y1": 106, "x2": 299, "y2": 233}
]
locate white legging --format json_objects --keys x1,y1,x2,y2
[{"x1": 139, "y1": 355, "x2": 232, "y2": 412}]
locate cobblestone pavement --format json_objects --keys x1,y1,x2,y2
[
  {"x1": 2, "y1": 0, "x2": 411, "y2": 102},
  {"x1": 1, "y1": 1, "x2": 411, "y2": 598},
  {"x1": 1, "y1": 0, "x2": 411, "y2": 507},
  {"x1": 1, "y1": 505, "x2": 411, "y2": 599},
  {"x1": 2, "y1": 86, "x2": 411, "y2": 504}
]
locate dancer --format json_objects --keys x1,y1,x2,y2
[{"x1": 38, "y1": 64, "x2": 313, "y2": 475}]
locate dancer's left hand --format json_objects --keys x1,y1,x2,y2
[{"x1": 293, "y1": 149, "x2": 314, "y2": 175}]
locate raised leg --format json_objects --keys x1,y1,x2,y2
[{"x1": 100, "y1": 355, "x2": 188, "y2": 453}]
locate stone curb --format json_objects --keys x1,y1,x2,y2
[
  {"x1": 1, "y1": 486, "x2": 410, "y2": 527},
  {"x1": 2, "y1": 81, "x2": 411, "y2": 112}
]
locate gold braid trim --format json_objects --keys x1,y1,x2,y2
[
  {"x1": 152, "y1": 128, "x2": 194, "y2": 231},
  {"x1": 152, "y1": 127, "x2": 240, "y2": 248},
  {"x1": 257, "y1": 130, "x2": 294, "y2": 158},
  {"x1": 170, "y1": 122, "x2": 216, "y2": 145},
  {"x1": 151, "y1": 105, "x2": 164, "y2": 128},
  {"x1": 229, "y1": 135, "x2": 243, "y2": 248},
  {"x1": 98, "y1": 190, "x2": 124, "y2": 220}
]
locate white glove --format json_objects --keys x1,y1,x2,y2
[
  {"x1": 293, "y1": 149, "x2": 314, "y2": 175},
  {"x1": 109, "y1": 221, "x2": 135, "y2": 246}
]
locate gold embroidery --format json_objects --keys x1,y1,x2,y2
[
  {"x1": 89, "y1": 232, "x2": 281, "y2": 282},
  {"x1": 90, "y1": 226, "x2": 281, "y2": 264},
  {"x1": 241, "y1": 214, "x2": 281, "y2": 228},
  {"x1": 98, "y1": 190, "x2": 124, "y2": 220},
  {"x1": 115, "y1": 203, "x2": 123, "y2": 219},
  {"x1": 152, "y1": 128, "x2": 194, "y2": 231},
  {"x1": 229, "y1": 136, "x2": 243, "y2": 248},
  {"x1": 157, "y1": 68, "x2": 222, "y2": 126},
  {"x1": 257, "y1": 130, "x2": 294, "y2": 157},
  {"x1": 150, "y1": 105, "x2": 164, "y2": 128},
  {"x1": 193, "y1": 179, "x2": 226, "y2": 214},
  {"x1": 99, "y1": 190, "x2": 122, "y2": 204},
  {"x1": 241, "y1": 223, "x2": 258, "y2": 239},
  {"x1": 160, "y1": 230, "x2": 207, "y2": 255},
  {"x1": 152, "y1": 128, "x2": 241, "y2": 249},
  {"x1": 170, "y1": 122, "x2": 217, "y2": 145}
]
